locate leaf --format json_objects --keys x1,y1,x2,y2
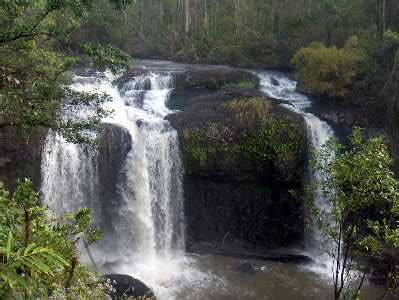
[
  {"x1": 6, "y1": 231, "x2": 12, "y2": 260},
  {"x1": 23, "y1": 243, "x2": 37, "y2": 256},
  {"x1": 23, "y1": 256, "x2": 53, "y2": 276}
]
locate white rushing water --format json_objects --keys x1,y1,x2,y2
[
  {"x1": 257, "y1": 71, "x2": 335, "y2": 277},
  {"x1": 40, "y1": 70, "x2": 223, "y2": 299}
]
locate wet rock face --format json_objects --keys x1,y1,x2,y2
[
  {"x1": 96, "y1": 123, "x2": 132, "y2": 236},
  {"x1": 97, "y1": 123, "x2": 132, "y2": 190},
  {"x1": 167, "y1": 90, "x2": 307, "y2": 249},
  {"x1": 183, "y1": 179, "x2": 304, "y2": 248},
  {"x1": 103, "y1": 274, "x2": 155, "y2": 299}
]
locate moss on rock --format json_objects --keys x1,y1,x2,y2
[{"x1": 179, "y1": 97, "x2": 305, "y2": 182}]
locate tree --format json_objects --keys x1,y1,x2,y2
[
  {"x1": 311, "y1": 128, "x2": 399, "y2": 299},
  {"x1": 0, "y1": 1, "x2": 130, "y2": 144},
  {"x1": 0, "y1": 179, "x2": 107, "y2": 298}
]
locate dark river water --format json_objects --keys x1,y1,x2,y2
[{"x1": 174, "y1": 254, "x2": 391, "y2": 300}]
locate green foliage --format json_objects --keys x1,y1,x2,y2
[
  {"x1": 181, "y1": 109, "x2": 303, "y2": 179},
  {"x1": 244, "y1": 119, "x2": 303, "y2": 173},
  {"x1": 223, "y1": 81, "x2": 257, "y2": 89},
  {"x1": 0, "y1": 0, "x2": 130, "y2": 144},
  {"x1": 292, "y1": 36, "x2": 367, "y2": 98},
  {"x1": 222, "y1": 98, "x2": 270, "y2": 129},
  {"x1": 72, "y1": 0, "x2": 399, "y2": 69},
  {"x1": 311, "y1": 128, "x2": 399, "y2": 297},
  {"x1": 0, "y1": 231, "x2": 69, "y2": 294},
  {"x1": 0, "y1": 179, "x2": 108, "y2": 299},
  {"x1": 182, "y1": 123, "x2": 236, "y2": 169},
  {"x1": 83, "y1": 43, "x2": 129, "y2": 74}
]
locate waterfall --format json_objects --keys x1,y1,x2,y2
[
  {"x1": 257, "y1": 71, "x2": 335, "y2": 276},
  {"x1": 40, "y1": 70, "x2": 192, "y2": 298}
]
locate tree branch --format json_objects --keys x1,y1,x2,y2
[{"x1": 0, "y1": 5, "x2": 62, "y2": 44}]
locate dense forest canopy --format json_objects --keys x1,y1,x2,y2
[{"x1": 75, "y1": 0, "x2": 399, "y2": 68}]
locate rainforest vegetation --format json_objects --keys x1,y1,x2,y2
[{"x1": 1, "y1": 0, "x2": 399, "y2": 299}]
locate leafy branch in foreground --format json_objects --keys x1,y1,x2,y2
[
  {"x1": 0, "y1": 179, "x2": 108, "y2": 299},
  {"x1": 309, "y1": 128, "x2": 399, "y2": 299}
]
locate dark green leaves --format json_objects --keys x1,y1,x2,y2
[
  {"x1": 0, "y1": 180, "x2": 106, "y2": 298},
  {"x1": 83, "y1": 43, "x2": 129, "y2": 74}
]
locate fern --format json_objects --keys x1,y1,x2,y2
[{"x1": 0, "y1": 231, "x2": 69, "y2": 293}]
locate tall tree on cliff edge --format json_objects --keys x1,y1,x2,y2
[{"x1": 0, "y1": 0, "x2": 131, "y2": 144}]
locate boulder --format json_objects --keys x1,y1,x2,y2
[{"x1": 103, "y1": 274, "x2": 155, "y2": 299}]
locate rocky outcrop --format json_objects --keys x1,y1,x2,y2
[
  {"x1": 103, "y1": 274, "x2": 155, "y2": 299},
  {"x1": 167, "y1": 89, "x2": 307, "y2": 249},
  {"x1": 169, "y1": 66, "x2": 259, "y2": 110},
  {"x1": 174, "y1": 66, "x2": 259, "y2": 90},
  {"x1": 96, "y1": 123, "x2": 132, "y2": 236}
]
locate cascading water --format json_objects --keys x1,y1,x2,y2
[
  {"x1": 257, "y1": 71, "x2": 335, "y2": 276},
  {"x1": 40, "y1": 69, "x2": 220, "y2": 299}
]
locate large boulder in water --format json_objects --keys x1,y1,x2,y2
[{"x1": 103, "y1": 274, "x2": 155, "y2": 299}]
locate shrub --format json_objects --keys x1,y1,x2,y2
[
  {"x1": 0, "y1": 180, "x2": 109, "y2": 299},
  {"x1": 223, "y1": 81, "x2": 257, "y2": 89},
  {"x1": 222, "y1": 98, "x2": 271, "y2": 129},
  {"x1": 292, "y1": 36, "x2": 367, "y2": 98}
]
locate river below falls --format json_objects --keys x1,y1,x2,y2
[
  {"x1": 103, "y1": 252, "x2": 390, "y2": 299},
  {"x1": 192, "y1": 254, "x2": 390, "y2": 300}
]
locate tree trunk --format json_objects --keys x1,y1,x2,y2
[
  {"x1": 382, "y1": 0, "x2": 386, "y2": 33},
  {"x1": 185, "y1": 0, "x2": 190, "y2": 33}
]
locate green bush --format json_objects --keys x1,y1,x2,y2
[
  {"x1": 222, "y1": 98, "x2": 271, "y2": 129},
  {"x1": 181, "y1": 116, "x2": 303, "y2": 178},
  {"x1": 0, "y1": 180, "x2": 108, "y2": 299},
  {"x1": 223, "y1": 81, "x2": 257, "y2": 89},
  {"x1": 292, "y1": 36, "x2": 367, "y2": 98}
]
